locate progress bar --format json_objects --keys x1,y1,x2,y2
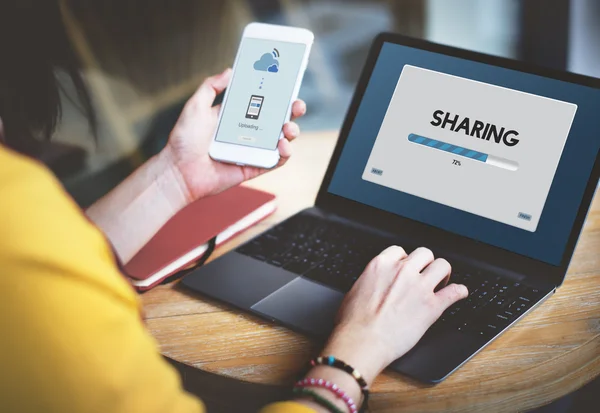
[{"x1": 408, "y1": 133, "x2": 519, "y2": 171}]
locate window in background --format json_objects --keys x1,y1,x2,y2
[
  {"x1": 569, "y1": 0, "x2": 600, "y2": 77},
  {"x1": 425, "y1": 0, "x2": 520, "y2": 58}
]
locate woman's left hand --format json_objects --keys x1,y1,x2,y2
[{"x1": 164, "y1": 68, "x2": 306, "y2": 203}]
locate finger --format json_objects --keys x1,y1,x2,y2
[
  {"x1": 403, "y1": 247, "x2": 435, "y2": 273},
  {"x1": 282, "y1": 122, "x2": 300, "y2": 142},
  {"x1": 378, "y1": 245, "x2": 408, "y2": 261},
  {"x1": 435, "y1": 283, "x2": 469, "y2": 312},
  {"x1": 363, "y1": 245, "x2": 407, "y2": 281},
  {"x1": 192, "y1": 68, "x2": 232, "y2": 109},
  {"x1": 291, "y1": 100, "x2": 307, "y2": 120},
  {"x1": 277, "y1": 137, "x2": 292, "y2": 161},
  {"x1": 420, "y1": 258, "x2": 452, "y2": 290},
  {"x1": 355, "y1": 245, "x2": 406, "y2": 294}
]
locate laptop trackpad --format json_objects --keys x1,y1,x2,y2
[{"x1": 251, "y1": 277, "x2": 344, "y2": 338}]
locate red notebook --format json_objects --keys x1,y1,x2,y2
[{"x1": 125, "y1": 185, "x2": 276, "y2": 291}]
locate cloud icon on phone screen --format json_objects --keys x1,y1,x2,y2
[{"x1": 254, "y1": 53, "x2": 280, "y2": 72}]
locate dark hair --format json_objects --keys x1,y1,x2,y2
[{"x1": 0, "y1": 1, "x2": 96, "y2": 155}]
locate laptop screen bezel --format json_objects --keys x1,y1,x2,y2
[{"x1": 315, "y1": 33, "x2": 600, "y2": 286}]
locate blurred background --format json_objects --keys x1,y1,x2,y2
[{"x1": 51, "y1": 0, "x2": 600, "y2": 208}]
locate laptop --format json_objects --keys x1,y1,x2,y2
[{"x1": 182, "y1": 33, "x2": 600, "y2": 383}]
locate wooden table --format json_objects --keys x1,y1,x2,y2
[{"x1": 142, "y1": 131, "x2": 600, "y2": 412}]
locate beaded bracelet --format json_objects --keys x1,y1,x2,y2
[
  {"x1": 310, "y1": 356, "x2": 369, "y2": 412},
  {"x1": 293, "y1": 387, "x2": 345, "y2": 413},
  {"x1": 296, "y1": 377, "x2": 358, "y2": 413}
]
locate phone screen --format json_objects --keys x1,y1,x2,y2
[{"x1": 215, "y1": 38, "x2": 307, "y2": 150}]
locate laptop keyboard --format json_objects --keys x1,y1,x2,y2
[
  {"x1": 237, "y1": 214, "x2": 390, "y2": 292},
  {"x1": 429, "y1": 271, "x2": 546, "y2": 339},
  {"x1": 237, "y1": 214, "x2": 547, "y2": 339}
]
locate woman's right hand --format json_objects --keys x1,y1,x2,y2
[{"x1": 322, "y1": 245, "x2": 469, "y2": 385}]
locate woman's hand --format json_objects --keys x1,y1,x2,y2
[
  {"x1": 164, "y1": 68, "x2": 307, "y2": 203},
  {"x1": 86, "y1": 69, "x2": 304, "y2": 263},
  {"x1": 294, "y1": 246, "x2": 468, "y2": 413},
  {"x1": 322, "y1": 246, "x2": 468, "y2": 385}
]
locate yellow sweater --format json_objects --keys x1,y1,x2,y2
[{"x1": 0, "y1": 146, "x2": 313, "y2": 413}]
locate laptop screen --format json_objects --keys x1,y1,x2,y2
[{"x1": 327, "y1": 41, "x2": 600, "y2": 266}]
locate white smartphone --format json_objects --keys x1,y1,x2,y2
[{"x1": 209, "y1": 23, "x2": 314, "y2": 169}]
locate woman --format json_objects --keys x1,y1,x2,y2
[{"x1": 0, "y1": 3, "x2": 468, "y2": 412}]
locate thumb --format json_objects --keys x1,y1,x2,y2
[{"x1": 193, "y1": 68, "x2": 232, "y2": 109}]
